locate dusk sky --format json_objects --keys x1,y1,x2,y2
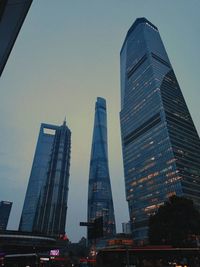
[{"x1": 0, "y1": 0, "x2": 199, "y2": 242}]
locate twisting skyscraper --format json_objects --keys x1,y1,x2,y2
[
  {"x1": 19, "y1": 120, "x2": 71, "y2": 237},
  {"x1": 88, "y1": 97, "x2": 116, "y2": 241},
  {"x1": 120, "y1": 18, "x2": 200, "y2": 242}
]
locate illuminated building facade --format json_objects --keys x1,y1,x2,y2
[
  {"x1": 0, "y1": 0, "x2": 33, "y2": 76},
  {"x1": 88, "y1": 97, "x2": 116, "y2": 241},
  {"x1": 120, "y1": 18, "x2": 200, "y2": 241},
  {"x1": 0, "y1": 201, "x2": 12, "y2": 230},
  {"x1": 19, "y1": 121, "x2": 71, "y2": 237}
]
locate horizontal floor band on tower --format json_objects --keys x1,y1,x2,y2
[
  {"x1": 124, "y1": 113, "x2": 161, "y2": 146},
  {"x1": 127, "y1": 54, "x2": 148, "y2": 79},
  {"x1": 182, "y1": 187, "x2": 200, "y2": 198},
  {"x1": 151, "y1": 52, "x2": 171, "y2": 68},
  {"x1": 165, "y1": 110, "x2": 195, "y2": 131}
]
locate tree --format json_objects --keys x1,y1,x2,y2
[{"x1": 148, "y1": 196, "x2": 200, "y2": 247}]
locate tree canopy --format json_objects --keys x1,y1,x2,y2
[{"x1": 148, "y1": 196, "x2": 200, "y2": 247}]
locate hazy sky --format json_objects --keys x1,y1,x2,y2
[{"x1": 0, "y1": 0, "x2": 199, "y2": 242}]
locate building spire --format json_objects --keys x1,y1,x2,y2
[{"x1": 63, "y1": 116, "x2": 66, "y2": 126}]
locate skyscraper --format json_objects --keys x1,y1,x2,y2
[
  {"x1": 0, "y1": 201, "x2": 12, "y2": 230},
  {"x1": 122, "y1": 222, "x2": 131, "y2": 235},
  {"x1": 120, "y1": 18, "x2": 200, "y2": 242},
  {"x1": 19, "y1": 121, "x2": 71, "y2": 237},
  {"x1": 0, "y1": 0, "x2": 33, "y2": 76},
  {"x1": 88, "y1": 97, "x2": 116, "y2": 241}
]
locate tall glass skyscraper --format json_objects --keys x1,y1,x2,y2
[
  {"x1": 88, "y1": 97, "x2": 116, "y2": 241},
  {"x1": 19, "y1": 120, "x2": 71, "y2": 237},
  {"x1": 120, "y1": 18, "x2": 200, "y2": 242},
  {"x1": 0, "y1": 0, "x2": 33, "y2": 76}
]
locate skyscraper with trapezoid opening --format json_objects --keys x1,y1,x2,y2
[{"x1": 120, "y1": 17, "x2": 200, "y2": 243}]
